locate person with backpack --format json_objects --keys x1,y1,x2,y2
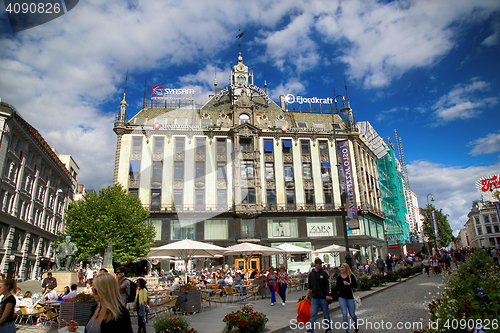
[{"x1": 116, "y1": 266, "x2": 136, "y2": 308}]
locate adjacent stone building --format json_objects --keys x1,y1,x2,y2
[
  {"x1": 112, "y1": 52, "x2": 387, "y2": 270},
  {"x1": 465, "y1": 200, "x2": 500, "y2": 248},
  {"x1": 0, "y1": 102, "x2": 73, "y2": 279}
]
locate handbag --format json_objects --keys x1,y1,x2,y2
[
  {"x1": 349, "y1": 275, "x2": 361, "y2": 308},
  {"x1": 296, "y1": 299, "x2": 311, "y2": 323}
]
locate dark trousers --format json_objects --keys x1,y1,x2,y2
[{"x1": 278, "y1": 283, "x2": 287, "y2": 302}]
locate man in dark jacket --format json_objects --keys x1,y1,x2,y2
[
  {"x1": 41, "y1": 272, "x2": 57, "y2": 292},
  {"x1": 306, "y1": 258, "x2": 332, "y2": 333},
  {"x1": 376, "y1": 256, "x2": 385, "y2": 276}
]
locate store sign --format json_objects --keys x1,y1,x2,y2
[
  {"x1": 214, "y1": 82, "x2": 272, "y2": 104},
  {"x1": 284, "y1": 93, "x2": 333, "y2": 105},
  {"x1": 152, "y1": 86, "x2": 195, "y2": 98},
  {"x1": 476, "y1": 175, "x2": 500, "y2": 201},
  {"x1": 307, "y1": 222, "x2": 334, "y2": 237},
  {"x1": 338, "y1": 140, "x2": 359, "y2": 229},
  {"x1": 153, "y1": 124, "x2": 203, "y2": 130},
  {"x1": 282, "y1": 127, "x2": 330, "y2": 132}
]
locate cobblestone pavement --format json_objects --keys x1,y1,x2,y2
[{"x1": 283, "y1": 272, "x2": 447, "y2": 333}]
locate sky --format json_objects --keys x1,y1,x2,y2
[{"x1": 1, "y1": 0, "x2": 500, "y2": 238}]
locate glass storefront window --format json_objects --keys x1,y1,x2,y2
[
  {"x1": 370, "y1": 220, "x2": 377, "y2": 238},
  {"x1": 171, "y1": 220, "x2": 196, "y2": 240},
  {"x1": 267, "y1": 219, "x2": 298, "y2": 238},
  {"x1": 204, "y1": 220, "x2": 228, "y2": 240},
  {"x1": 151, "y1": 220, "x2": 162, "y2": 240}
]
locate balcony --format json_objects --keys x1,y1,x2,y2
[{"x1": 235, "y1": 231, "x2": 261, "y2": 243}]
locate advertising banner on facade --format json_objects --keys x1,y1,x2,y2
[
  {"x1": 431, "y1": 210, "x2": 439, "y2": 238},
  {"x1": 475, "y1": 174, "x2": 500, "y2": 201},
  {"x1": 338, "y1": 140, "x2": 359, "y2": 229}
]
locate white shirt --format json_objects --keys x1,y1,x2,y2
[
  {"x1": 62, "y1": 290, "x2": 78, "y2": 300},
  {"x1": 44, "y1": 290, "x2": 58, "y2": 301},
  {"x1": 85, "y1": 268, "x2": 94, "y2": 280}
]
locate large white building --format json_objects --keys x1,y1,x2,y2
[
  {"x1": 112, "y1": 52, "x2": 387, "y2": 270},
  {"x1": 465, "y1": 200, "x2": 500, "y2": 248},
  {"x1": 0, "y1": 101, "x2": 73, "y2": 279}
]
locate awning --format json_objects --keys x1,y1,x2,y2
[
  {"x1": 264, "y1": 140, "x2": 274, "y2": 152},
  {"x1": 321, "y1": 162, "x2": 331, "y2": 168},
  {"x1": 282, "y1": 140, "x2": 293, "y2": 147},
  {"x1": 130, "y1": 160, "x2": 140, "y2": 172}
]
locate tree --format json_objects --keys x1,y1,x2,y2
[
  {"x1": 57, "y1": 184, "x2": 155, "y2": 265},
  {"x1": 422, "y1": 204, "x2": 453, "y2": 248}
]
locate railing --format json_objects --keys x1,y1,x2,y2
[
  {"x1": 235, "y1": 232, "x2": 261, "y2": 242},
  {"x1": 145, "y1": 202, "x2": 339, "y2": 213}
]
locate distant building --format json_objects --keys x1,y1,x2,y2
[
  {"x1": 0, "y1": 101, "x2": 73, "y2": 280},
  {"x1": 56, "y1": 153, "x2": 79, "y2": 202},
  {"x1": 465, "y1": 200, "x2": 500, "y2": 248}
]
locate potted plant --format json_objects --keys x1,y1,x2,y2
[
  {"x1": 58, "y1": 293, "x2": 96, "y2": 329},
  {"x1": 223, "y1": 304, "x2": 268, "y2": 333},
  {"x1": 153, "y1": 314, "x2": 197, "y2": 333}
]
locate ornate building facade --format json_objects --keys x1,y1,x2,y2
[
  {"x1": 113, "y1": 53, "x2": 387, "y2": 269},
  {"x1": 465, "y1": 200, "x2": 500, "y2": 248},
  {"x1": 0, "y1": 102, "x2": 73, "y2": 280}
]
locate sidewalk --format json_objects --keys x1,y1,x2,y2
[{"x1": 15, "y1": 272, "x2": 421, "y2": 333}]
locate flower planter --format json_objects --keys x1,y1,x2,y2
[
  {"x1": 251, "y1": 279, "x2": 270, "y2": 298},
  {"x1": 172, "y1": 289, "x2": 201, "y2": 314},
  {"x1": 58, "y1": 301, "x2": 97, "y2": 329}
]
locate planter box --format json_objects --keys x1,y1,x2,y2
[
  {"x1": 59, "y1": 302, "x2": 97, "y2": 329},
  {"x1": 172, "y1": 290, "x2": 201, "y2": 314},
  {"x1": 252, "y1": 279, "x2": 270, "y2": 297}
]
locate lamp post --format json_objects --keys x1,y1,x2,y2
[
  {"x1": 427, "y1": 194, "x2": 437, "y2": 254},
  {"x1": 332, "y1": 95, "x2": 353, "y2": 269}
]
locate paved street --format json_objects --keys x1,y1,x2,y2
[{"x1": 14, "y1": 271, "x2": 447, "y2": 333}]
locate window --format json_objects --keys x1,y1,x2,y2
[
  {"x1": 173, "y1": 190, "x2": 183, "y2": 207},
  {"x1": 175, "y1": 137, "x2": 185, "y2": 153},
  {"x1": 267, "y1": 189, "x2": 276, "y2": 204},
  {"x1": 264, "y1": 139, "x2": 274, "y2": 152},
  {"x1": 174, "y1": 161, "x2": 184, "y2": 179},
  {"x1": 305, "y1": 189, "x2": 315, "y2": 204},
  {"x1": 477, "y1": 227, "x2": 482, "y2": 235},
  {"x1": 265, "y1": 163, "x2": 274, "y2": 180},
  {"x1": 239, "y1": 114, "x2": 250, "y2": 124},
  {"x1": 154, "y1": 137, "x2": 164, "y2": 153},
  {"x1": 151, "y1": 190, "x2": 161, "y2": 208},
  {"x1": 491, "y1": 214, "x2": 498, "y2": 223},
  {"x1": 484, "y1": 215, "x2": 491, "y2": 224},
  {"x1": 297, "y1": 122, "x2": 307, "y2": 128},
  {"x1": 201, "y1": 119, "x2": 211, "y2": 126},
  {"x1": 195, "y1": 162, "x2": 205, "y2": 180},
  {"x1": 282, "y1": 139, "x2": 292, "y2": 154},
  {"x1": 319, "y1": 141, "x2": 329, "y2": 155},
  {"x1": 129, "y1": 189, "x2": 138, "y2": 196},
  {"x1": 217, "y1": 162, "x2": 226, "y2": 179},
  {"x1": 240, "y1": 137, "x2": 253, "y2": 151},
  {"x1": 205, "y1": 220, "x2": 228, "y2": 240},
  {"x1": 324, "y1": 189, "x2": 333, "y2": 204},
  {"x1": 474, "y1": 216, "x2": 480, "y2": 225},
  {"x1": 176, "y1": 118, "x2": 187, "y2": 125},
  {"x1": 171, "y1": 220, "x2": 196, "y2": 240},
  {"x1": 152, "y1": 161, "x2": 163, "y2": 178},
  {"x1": 494, "y1": 225, "x2": 500, "y2": 233},
  {"x1": 321, "y1": 163, "x2": 331, "y2": 181},
  {"x1": 241, "y1": 160, "x2": 254, "y2": 178},
  {"x1": 284, "y1": 164, "x2": 293, "y2": 182},
  {"x1": 241, "y1": 188, "x2": 255, "y2": 204},
  {"x1": 8, "y1": 162, "x2": 17, "y2": 181},
  {"x1": 195, "y1": 190, "x2": 205, "y2": 209},
  {"x1": 303, "y1": 162, "x2": 312, "y2": 179},
  {"x1": 301, "y1": 140, "x2": 310, "y2": 155},
  {"x1": 132, "y1": 137, "x2": 142, "y2": 153},
  {"x1": 151, "y1": 220, "x2": 162, "y2": 240},
  {"x1": 196, "y1": 138, "x2": 205, "y2": 154},
  {"x1": 217, "y1": 190, "x2": 227, "y2": 206},
  {"x1": 314, "y1": 123, "x2": 324, "y2": 128},
  {"x1": 268, "y1": 219, "x2": 299, "y2": 238},
  {"x1": 130, "y1": 160, "x2": 140, "y2": 179},
  {"x1": 217, "y1": 139, "x2": 226, "y2": 153},
  {"x1": 286, "y1": 190, "x2": 295, "y2": 204},
  {"x1": 486, "y1": 226, "x2": 493, "y2": 234},
  {"x1": 241, "y1": 219, "x2": 255, "y2": 235}
]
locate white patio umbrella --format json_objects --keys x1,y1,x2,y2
[
  {"x1": 224, "y1": 242, "x2": 282, "y2": 279},
  {"x1": 315, "y1": 244, "x2": 360, "y2": 253},
  {"x1": 275, "y1": 243, "x2": 311, "y2": 269},
  {"x1": 148, "y1": 239, "x2": 227, "y2": 281}
]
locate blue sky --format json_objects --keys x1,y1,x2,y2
[{"x1": 1, "y1": 0, "x2": 500, "y2": 236}]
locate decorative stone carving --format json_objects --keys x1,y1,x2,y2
[
  {"x1": 283, "y1": 154, "x2": 293, "y2": 162},
  {"x1": 285, "y1": 182, "x2": 295, "y2": 189},
  {"x1": 131, "y1": 151, "x2": 141, "y2": 160},
  {"x1": 320, "y1": 154, "x2": 329, "y2": 162},
  {"x1": 236, "y1": 90, "x2": 254, "y2": 107},
  {"x1": 153, "y1": 152, "x2": 163, "y2": 161},
  {"x1": 151, "y1": 181, "x2": 161, "y2": 188},
  {"x1": 304, "y1": 180, "x2": 314, "y2": 189},
  {"x1": 242, "y1": 152, "x2": 253, "y2": 159},
  {"x1": 217, "y1": 179, "x2": 227, "y2": 188},
  {"x1": 175, "y1": 152, "x2": 185, "y2": 161},
  {"x1": 174, "y1": 180, "x2": 184, "y2": 188},
  {"x1": 129, "y1": 179, "x2": 138, "y2": 188},
  {"x1": 195, "y1": 152, "x2": 205, "y2": 161},
  {"x1": 266, "y1": 180, "x2": 275, "y2": 189},
  {"x1": 264, "y1": 153, "x2": 274, "y2": 162},
  {"x1": 302, "y1": 154, "x2": 311, "y2": 162},
  {"x1": 217, "y1": 153, "x2": 227, "y2": 161},
  {"x1": 194, "y1": 181, "x2": 205, "y2": 189}
]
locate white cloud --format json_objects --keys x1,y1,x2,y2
[
  {"x1": 268, "y1": 79, "x2": 306, "y2": 100},
  {"x1": 432, "y1": 79, "x2": 498, "y2": 123},
  {"x1": 482, "y1": 18, "x2": 500, "y2": 46},
  {"x1": 408, "y1": 160, "x2": 500, "y2": 234},
  {"x1": 468, "y1": 132, "x2": 500, "y2": 156}
]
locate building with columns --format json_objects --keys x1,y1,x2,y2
[
  {"x1": 113, "y1": 52, "x2": 387, "y2": 270},
  {"x1": 0, "y1": 101, "x2": 73, "y2": 280}
]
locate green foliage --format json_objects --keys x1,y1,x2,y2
[
  {"x1": 223, "y1": 304, "x2": 268, "y2": 333},
  {"x1": 357, "y1": 276, "x2": 373, "y2": 290},
  {"x1": 153, "y1": 315, "x2": 197, "y2": 333},
  {"x1": 425, "y1": 250, "x2": 500, "y2": 333},
  {"x1": 369, "y1": 273, "x2": 386, "y2": 286},
  {"x1": 422, "y1": 204, "x2": 453, "y2": 248},
  {"x1": 57, "y1": 184, "x2": 154, "y2": 265}
]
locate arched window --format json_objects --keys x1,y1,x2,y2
[{"x1": 239, "y1": 114, "x2": 250, "y2": 124}]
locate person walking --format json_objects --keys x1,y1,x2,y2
[
  {"x1": 85, "y1": 272, "x2": 133, "y2": 333},
  {"x1": 305, "y1": 258, "x2": 332, "y2": 333},
  {"x1": 376, "y1": 256, "x2": 385, "y2": 276},
  {"x1": 265, "y1": 267, "x2": 278, "y2": 306},
  {"x1": 385, "y1": 255, "x2": 393, "y2": 272},
  {"x1": 331, "y1": 263, "x2": 359, "y2": 333},
  {"x1": 423, "y1": 255, "x2": 431, "y2": 277},
  {"x1": 277, "y1": 265, "x2": 288, "y2": 306},
  {"x1": 133, "y1": 278, "x2": 149, "y2": 333},
  {"x1": 115, "y1": 266, "x2": 131, "y2": 307},
  {"x1": 491, "y1": 247, "x2": 499, "y2": 264},
  {"x1": 0, "y1": 279, "x2": 17, "y2": 333}
]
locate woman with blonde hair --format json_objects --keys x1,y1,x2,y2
[
  {"x1": 277, "y1": 265, "x2": 288, "y2": 306},
  {"x1": 85, "y1": 272, "x2": 133, "y2": 333},
  {"x1": 331, "y1": 263, "x2": 358, "y2": 333}
]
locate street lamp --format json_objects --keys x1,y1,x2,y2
[
  {"x1": 427, "y1": 194, "x2": 437, "y2": 254},
  {"x1": 332, "y1": 95, "x2": 353, "y2": 269}
]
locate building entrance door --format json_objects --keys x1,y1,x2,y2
[{"x1": 234, "y1": 258, "x2": 260, "y2": 273}]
